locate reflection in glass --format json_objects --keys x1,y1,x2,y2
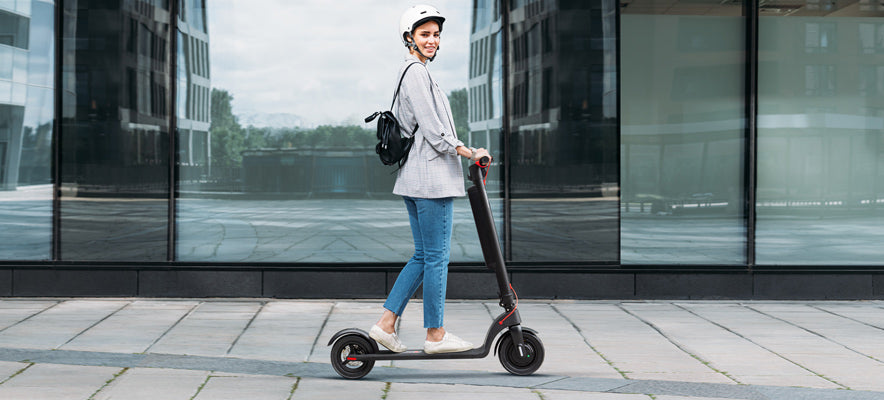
[
  {"x1": 757, "y1": 2, "x2": 884, "y2": 265},
  {"x1": 177, "y1": 1, "x2": 489, "y2": 263},
  {"x1": 619, "y1": 0, "x2": 746, "y2": 265},
  {"x1": 60, "y1": 0, "x2": 171, "y2": 261},
  {"x1": 0, "y1": 0, "x2": 53, "y2": 260},
  {"x1": 469, "y1": 0, "x2": 504, "y2": 249},
  {"x1": 507, "y1": 0, "x2": 619, "y2": 262}
]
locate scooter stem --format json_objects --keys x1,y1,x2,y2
[{"x1": 467, "y1": 162, "x2": 516, "y2": 311}]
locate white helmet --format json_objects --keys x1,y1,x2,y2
[{"x1": 399, "y1": 5, "x2": 446, "y2": 56}]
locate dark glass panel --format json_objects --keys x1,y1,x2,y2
[
  {"x1": 60, "y1": 0, "x2": 170, "y2": 261},
  {"x1": 507, "y1": 0, "x2": 619, "y2": 262}
]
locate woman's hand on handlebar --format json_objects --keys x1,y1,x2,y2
[{"x1": 469, "y1": 148, "x2": 491, "y2": 163}]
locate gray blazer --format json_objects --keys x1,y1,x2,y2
[{"x1": 392, "y1": 54, "x2": 466, "y2": 199}]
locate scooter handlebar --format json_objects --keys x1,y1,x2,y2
[{"x1": 468, "y1": 156, "x2": 491, "y2": 186}]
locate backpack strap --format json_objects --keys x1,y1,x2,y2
[{"x1": 390, "y1": 62, "x2": 423, "y2": 110}]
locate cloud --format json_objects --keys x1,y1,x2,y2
[{"x1": 207, "y1": 0, "x2": 473, "y2": 126}]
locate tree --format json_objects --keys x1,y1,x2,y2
[{"x1": 210, "y1": 89, "x2": 246, "y2": 169}]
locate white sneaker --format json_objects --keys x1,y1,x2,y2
[
  {"x1": 369, "y1": 325, "x2": 406, "y2": 353},
  {"x1": 424, "y1": 332, "x2": 473, "y2": 354}
]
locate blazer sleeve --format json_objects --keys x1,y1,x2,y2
[{"x1": 401, "y1": 65, "x2": 464, "y2": 156}]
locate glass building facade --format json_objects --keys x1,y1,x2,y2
[{"x1": 1, "y1": 0, "x2": 883, "y2": 299}]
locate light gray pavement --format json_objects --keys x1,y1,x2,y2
[{"x1": 1, "y1": 299, "x2": 884, "y2": 399}]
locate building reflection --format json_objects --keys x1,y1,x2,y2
[
  {"x1": 0, "y1": 0, "x2": 54, "y2": 260},
  {"x1": 619, "y1": 0, "x2": 746, "y2": 264},
  {"x1": 504, "y1": 0, "x2": 620, "y2": 262},
  {"x1": 758, "y1": 1, "x2": 884, "y2": 214},
  {"x1": 60, "y1": 0, "x2": 174, "y2": 260},
  {"x1": 755, "y1": 0, "x2": 884, "y2": 264},
  {"x1": 1, "y1": 1, "x2": 54, "y2": 191},
  {"x1": 176, "y1": 0, "x2": 211, "y2": 187}
]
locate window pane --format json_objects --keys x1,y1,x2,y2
[
  {"x1": 619, "y1": 0, "x2": 746, "y2": 265},
  {"x1": 60, "y1": 2, "x2": 171, "y2": 261},
  {"x1": 506, "y1": 0, "x2": 620, "y2": 262},
  {"x1": 0, "y1": 0, "x2": 53, "y2": 260},
  {"x1": 177, "y1": 1, "x2": 494, "y2": 263},
  {"x1": 757, "y1": 2, "x2": 884, "y2": 265}
]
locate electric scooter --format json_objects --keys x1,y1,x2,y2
[{"x1": 328, "y1": 158, "x2": 544, "y2": 379}]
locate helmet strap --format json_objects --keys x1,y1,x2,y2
[{"x1": 406, "y1": 32, "x2": 437, "y2": 62}]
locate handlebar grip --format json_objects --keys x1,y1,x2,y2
[{"x1": 478, "y1": 156, "x2": 491, "y2": 167}]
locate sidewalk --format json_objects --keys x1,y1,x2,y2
[{"x1": 0, "y1": 299, "x2": 883, "y2": 399}]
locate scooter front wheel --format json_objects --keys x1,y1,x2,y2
[
  {"x1": 330, "y1": 335, "x2": 375, "y2": 379},
  {"x1": 498, "y1": 330, "x2": 544, "y2": 376}
]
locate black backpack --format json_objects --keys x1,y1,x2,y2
[{"x1": 365, "y1": 62, "x2": 421, "y2": 168}]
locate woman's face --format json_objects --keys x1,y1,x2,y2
[{"x1": 410, "y1": 20, "x2": 440, "y2": 61}]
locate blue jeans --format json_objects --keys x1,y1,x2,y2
[{"x1": 384, "y1": 196, "x2": 453, "y2": 328}]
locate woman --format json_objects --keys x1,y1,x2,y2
[{"x1": 370, "y1": 4, "x2": 491, "y2": 354}]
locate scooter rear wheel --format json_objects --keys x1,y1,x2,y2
[
  {"x1": 498, "y1": 330, "x2": 544, "y2": 375},
  {"x1": 330, "y1": 335, "x2": 375, "y2": 379}
]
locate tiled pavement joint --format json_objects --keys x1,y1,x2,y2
[
  {"x1": 0, "y1": 362, "x2": 32, "y2": 386},
  {"x1": 226, "y1": 301, "x2": 267, "y2": 355},
  {"x1": 616, "y1": 303, "x2": 741, "y2": 384},
  {"x1": 673, "y1": 303, "x2": 850, "y2": 390},
  {"x1": 306, "y1": 303, "x2": 335, "y2": 361},
  {"x1": 61, "y1": 302, "x2": 132, "y2": 349},
  {"x1": 144, "y1": 301, "x2": 201, "y2": 353},
  {"x1": 285, "y1": 376, "x2": 301, "y2": 400},
  {"x1": 381, "y1": 381, "x2": 392, "y2": 399},
  {"x1": 0, "y1": 301, "x2": 60, "y2": 335},
  {"x1": 807, "y1": 305, "x2": 884, "y2": 333},
  {"x1": 86, "y1": 367, "x2": 128, "y2": 400},
  {"x1": 743, "y1": 304, "x2": 884, "y2": 364},
  {"x1": 549, "y1": 304, "x2": 630, "y2": 379},
  {"x1": 188, "y1": 373, "x2": 211, "y2": 400}
]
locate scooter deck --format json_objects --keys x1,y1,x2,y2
[{"x1": 355, "y1": 346, "x2": 489, "y2": 361}]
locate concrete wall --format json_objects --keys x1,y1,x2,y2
[{"x1": 2, "y1": 266, "x2": 882, "y2": 300}]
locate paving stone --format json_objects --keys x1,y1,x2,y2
[
  {"x1": 0, "y1": 300, "x2": 128, "y2": 350},
  {"x1": 149, "y1": 302, "x2": 262, "y2": 356},
  {"x1": 535, "y1": 389, "x2": 650, "y2": 400},
  {"x1": 0, "y1": 361, "x2": 28, "y2": 382},
  {"x1": 815, "y1": 303, "x2": 884, "y2": 330},
  {"x1": 290, "y1": 376, "x2": 385, "y2": 399},
  {"x1": 654, "y1": 396, "x2": 749, "y2": 400},
  {"x1": 228, "y1": 301, "x2": 333, "y2": 362},
  {"x1": 685, "y1": 303, "x2": 884, "y2": 391},
  {"x1": 749, "y1": 303, "x2": 884, "y2": 361},
  {"x1": 640, "y1": 303, "x2": 836, "y2": 389},
  {"x1": 192, "y1": 374, "x2": 296, "y2": 400},
  {"x1": 0, "y1": 363, "x2": 120, "y2": 400},
  {"x1": 63, "y1": 301, "x2": 198, "y2": 353},
  {"x1": 0, "y1": 301, "x2": 58, "y2": 331},
  {"x1": 385, "y1": 382, "x2": 538, "y2": 400},
  {"x1": 555, "y1": 303, "x2": 732, "y2": 384},
  {"x1": 92, "y1": 368, "x2": 208, "y2": 400},
  {"x1": 519, "y1": 302, "x2": 623, "y2": 379}
]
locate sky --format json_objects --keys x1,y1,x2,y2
[{"x1": 207, "y1": 0, "x2": 473, "y2": 127}]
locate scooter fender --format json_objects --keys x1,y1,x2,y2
[
  {"x1": 327, "y1": 328, "x2": 378, "y2": 352},
  {"x1": 493, "y1": 326, "x2": 539, "y2": 356}
]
